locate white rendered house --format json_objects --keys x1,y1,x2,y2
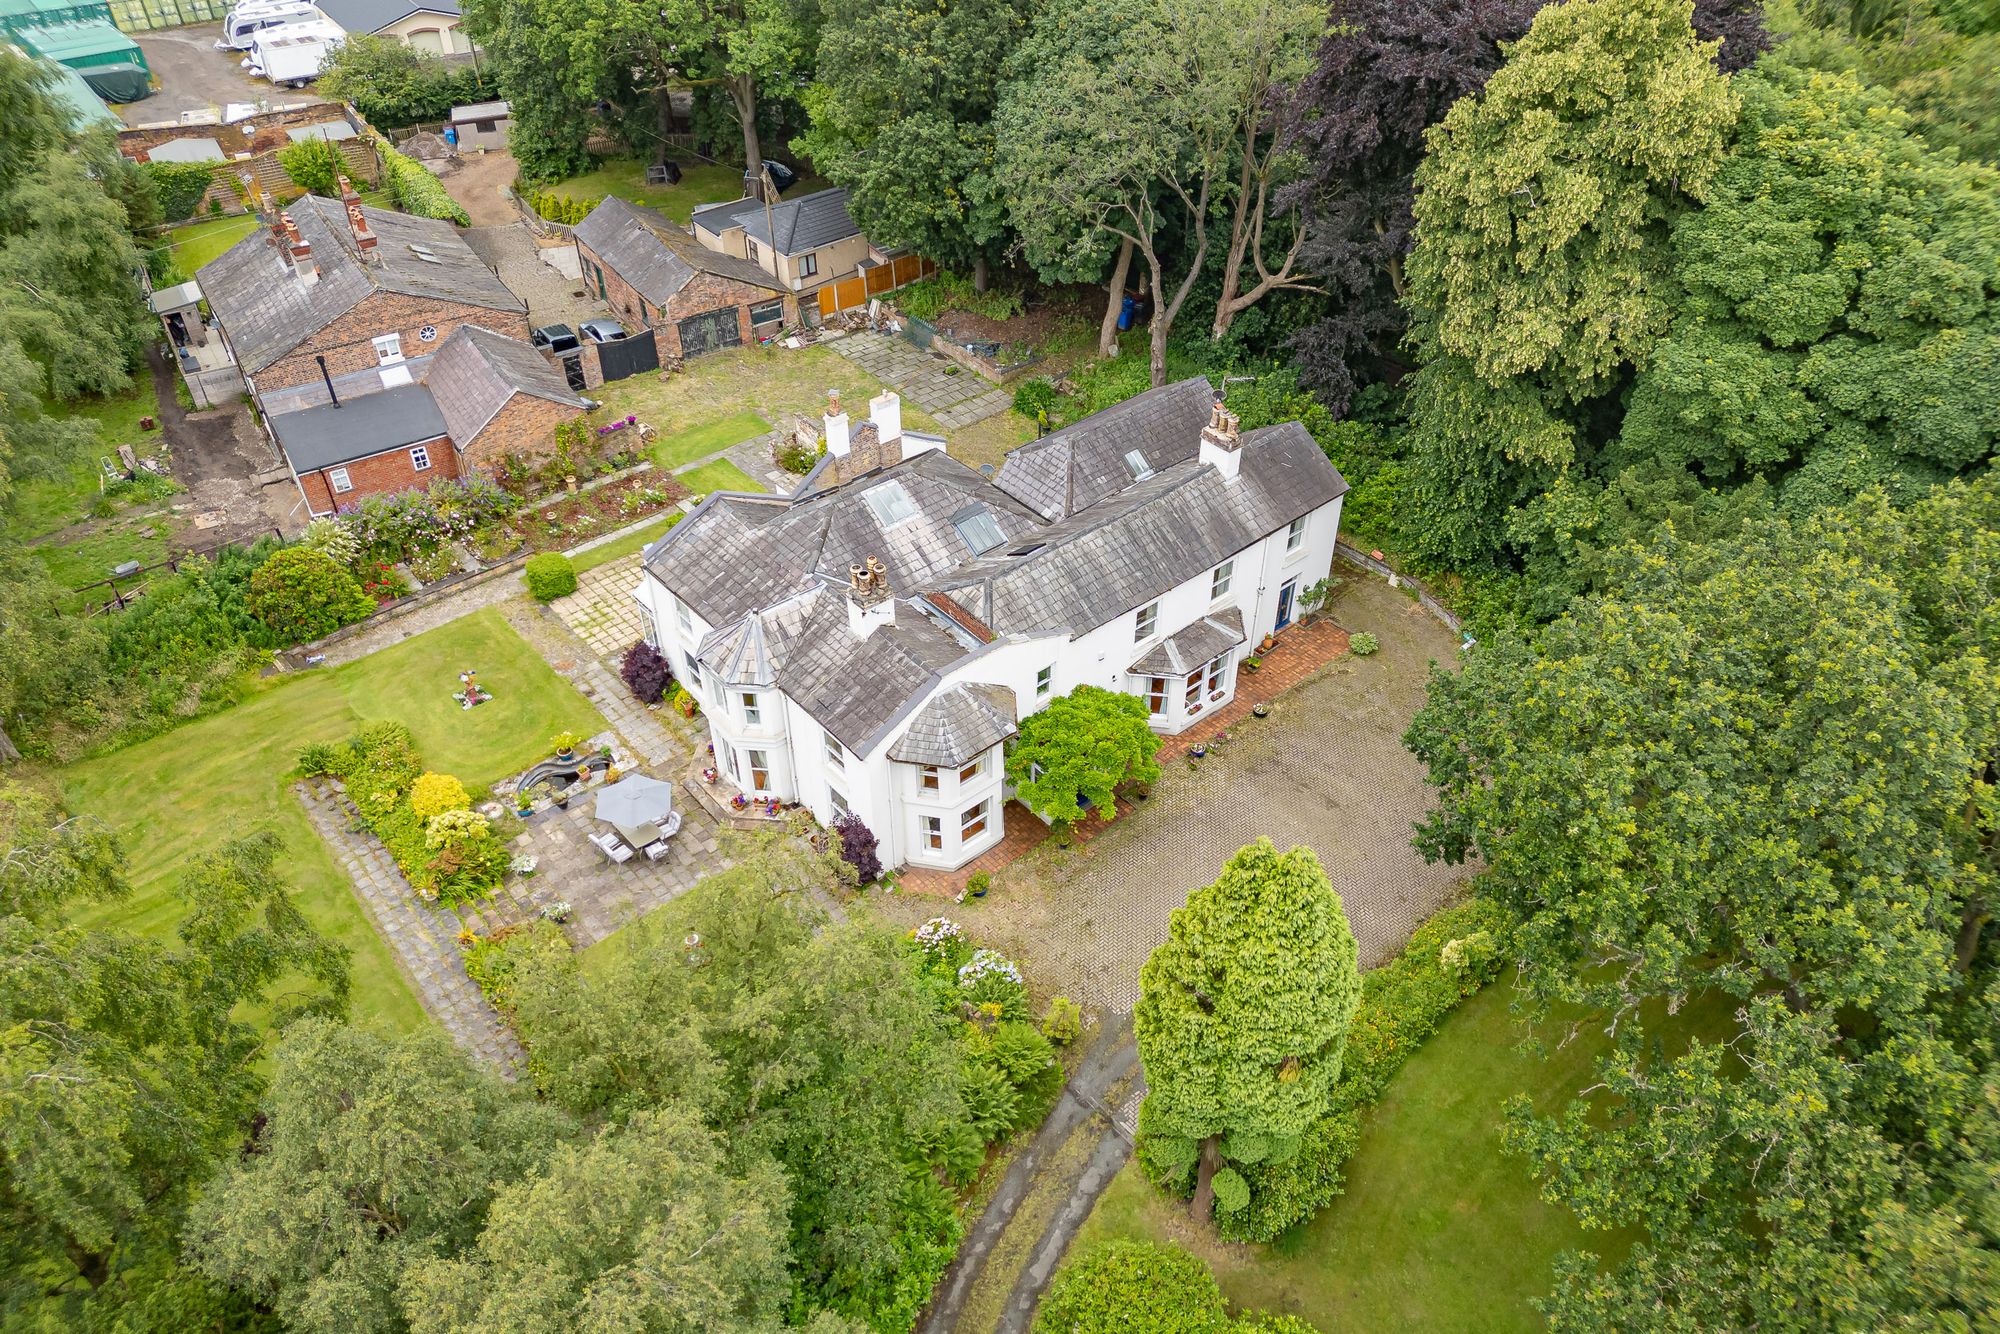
[{"x1": 632, "y1": 376, "x2": 1349, "y2": 871}]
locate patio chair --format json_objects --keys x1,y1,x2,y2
[
  {"x1": 645, "y1": 840, "x2": 672, "y2": 862},
  {"x1": 590, "y1": 831, "x2": 635, "y2": 864},
  {"x1": 653, "y1": 811, "x2": 683, "y2": 841}
]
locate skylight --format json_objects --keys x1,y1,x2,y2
[
  {"x1": 1123, "y1": 449, "x2": 1153, "y2": 480},
  {"x1": 951, "y1": 504, "x2": 1006, "y2": 555},
  {"x1": 862, "y1": 480, "x2": 917, "y2": 526},
  {"x1": 407, "y1": 244, "x2": 441, "y2": 265}
]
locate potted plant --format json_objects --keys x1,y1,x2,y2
[
  {"x1": 1243, "y1": 655, "x2": 1262, "y2": 673},
  {"x1": 1252, "y1": 702, "x2": 1270, "y2": 719},
  {"x1": 701, "y1": 766, "x2": 718, "y2": 784},
  {"x1": 967, "y1": 870, "x2": 992, "y2": 899},
  {"x1": 511, "y1": 854, "x2": 538, "y2": 877},
  {"x1": 551, "y1": 730, "x2": 585, "y2": 762},
  {"x1": 764, "y1": 797, "x2": 781, "y2": 816},
  {"x1": 1259, "y1": 633, "x2": 1276, "y2": 653},
  {"x1": 1189, "y1": 742, "x2": 1208, "y2": 760},
  {"x1": 730, "y1": 793, "x2": 749, "y2": 810}
]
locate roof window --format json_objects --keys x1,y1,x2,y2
[
  {"x1": 1124, "y1": 449, "x2": 1153, "y2": 480},
  {"x1": 862, "y1": 480, "x2": 917, "y2": 526},
  {"x1": 407, "y1": 244, "x2": 441, "y2": 264},
  {"x1": 951, "y1": 504, "x2": 1005, "y2": 555}
]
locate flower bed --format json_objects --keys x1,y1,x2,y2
[
  {"x1": 298, "y1": 722, "x2": 511, "y2": 906},
  {"x1": 480, "y1": 473, "x2": 687, "y2": 560}
]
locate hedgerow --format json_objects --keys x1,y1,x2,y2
[{"x1": 376, "y1": 138, "x2": 470, "y2": 225}]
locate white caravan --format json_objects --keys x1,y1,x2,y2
[
  {"x1": 241, "y1": 20, "x2": 342, "y2": 87},
  {"x1": 214, "y1": 1, "x2": 322, "y2": 51}
]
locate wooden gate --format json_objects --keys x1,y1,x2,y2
[
  {"x1": 595, "y1": 329, "x2": 660, "y2": 382},
  {"x1": 677, "y1": 307, "x2": 742, "y2": 359}
]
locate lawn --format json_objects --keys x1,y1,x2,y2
[
  {"x1": 61, "y1": 607, "x2": 608, "y2": 1036},
  {"x1": 33, "y1": 513, "x2": 182, "y2": 596},
  {"x1": 3, "y1": 378, "x2": 171, "y2": 543},
  {"x1": 674, "y1": 458, "x2": 764, "y2": 496},
  {"x1": 536, "y1": 159, "x2": 825, "y2": 227},
  {"x1": 162, "y1": 213, "x2": 263, "y2": 275},
  {"x1": 1073, "y1": 983, "x2": 1627, "y2": 1332},
  {"x1": 571, "y1": 511, "x2": 684, "y2": 575},
  {"x1": 653, "y1": 409, "x2": 768, "y2": 469}
]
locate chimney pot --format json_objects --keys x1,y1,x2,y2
[{"x1": 846, "y1": 555, "x2": 895, "y2": 636}]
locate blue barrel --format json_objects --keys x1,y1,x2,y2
[{"x1": 1117, "y1": 295, "x2": 1136, "y2": 331}]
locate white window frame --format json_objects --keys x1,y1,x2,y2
[
  {"x1": 676, "y1": 599, "x2": 693, "y2": 636},
  {"x1": 328, "y1": 466, "x2": 353, "y2": 494},
  {"x1": 1135, "y1": 601, "x2": 1158, "y2": 642},
  {"x1": 824, "y1": 732, "x2": 846, "y2": 773},
  {"x1": 682, "y1": 652, "x2": 702, "y2": 689},
  {"x1": 409, "y1": 445, "x2": 431, "y2": 472},
  {"x1": 1286, "y1": 517, "x2": 1307, "y2": 553},
  {"x1": 747, "y1": 238, "x2": 759, "y2": 262},
  {"x1": 959, "y1": 754, "x2": 984, "y2": 784},
  {"x1": 829, "y1": 787, "x2": 849, "y2": 818},
  {"x1": 372, "y1": 333, "x2": 404, "y2": 365},
  {"x1": 919, "y1": 765, "x2": 940, "y2": 792},
  {"x1": 746, "y1": 748, "x2": 770, "y2": 792},
  {"x1": 1145, "y1": 676, "x2": 1167, "y2": 717},
  {"x1": 1036, "y1": 665, "x2": 1053, "y2": 697},
  {"x1": 960, "y1": 799, "x2": 989, "y2": 841},
  {"x1": 1211, "y1": 560, "x2": 1234, "y2": 600},
  {"x1": 740, "y1": 691, "x2": 761, "y2": 726},
  {"x1": 924, "y1": 814, "x2": 943, "y2": 851}
]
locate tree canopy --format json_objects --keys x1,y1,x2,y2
[{"x1": 1005, "y1": 684, "x2": 1162, "y2": 826}]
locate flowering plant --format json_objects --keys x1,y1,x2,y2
[
  {"x1": 957, "y1": 948, "x2": 1022, "y2": 988},
  {"x1": 912, "y1": 917, "x2": 963, "y2": 954}
]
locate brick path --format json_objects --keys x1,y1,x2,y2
[
  {"x1": 299, "y1": 779, "x2": 527, "y2": 1073},
  {"x1": 830, "y1": 332, "x2": 1013, "y2": 428}
]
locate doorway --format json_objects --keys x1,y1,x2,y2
[{"x1": 1276, "y1": 577, "x2": 1297, "y2": 631}]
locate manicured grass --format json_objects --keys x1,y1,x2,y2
[
  {"x1": 674, "y1": 458, "x2": 764, "y2": 496},
  {"x1": 1073, "y1": 983, "x2": 1623, "y2": 1332},
  {"x1": 589, "y1": 343, "x2": 947, "y2": 449},
  {"x1": 652, "y1": 410, "x2": 769, "y2": 469},
  {"x1": 162, "y1": 213, "x2": 264, "y2": 275},
  {"x1": 570, "y1": 511, "x2": 685, "y2": 575},
  {"x1": 60, "y1": 607, "x2": 608, "y2": 1036},
  {"x1": 537, "y1": 158, "x2": 832, "y2": 226}
]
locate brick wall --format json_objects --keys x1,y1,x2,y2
[
  {"x1": 576, "y1": 238, "x2": 797, "y2": 358},
  {"x1": 251, "y1": 290, "x2": 530, "y2": 396},
  {"x1": 575, "y1": 239, "x2": 650, "y2": 327},
  {"x1": 457, "y1": 392, "x2": 585, "y2": 473},
  {"x1": 294, "y1": 431, "x2": 457, "y2": 515}
]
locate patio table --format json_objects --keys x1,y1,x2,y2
[{"x1": 614, "y1": 821, "x2": 663, "y2": 849}]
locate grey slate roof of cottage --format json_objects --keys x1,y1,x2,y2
[
  {"x1": 886, "y1": 683, "x2": 1017, "y2": 767},
  {"x1": 572, "y1": 196, "x2": 785, "y2": 306},
  {"x1": 198, "y1": 195, "x2": 522, "y2": 375},
  {"x1": 1131, "y1": 607, "x2": 1246, "y2": 676},
  {"x1": 266, "y1": 382, "x2": 447, "y2": 472},
  {"x1": 711, "y1": 187, "x2": 860, "y2": 256},
  {"x1": 993, "y1": 376, "x2": 1216, "y2": 520},
  {"x1": 314, "y1": 0, "x2": 460, "y2": 33},
  {"x1": 422, "y1": 324, "x2": 589, "y2": 445}
]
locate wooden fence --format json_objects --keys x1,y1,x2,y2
[{"x1": 815, "y1": 254, "x2": 936, "y2": 319}]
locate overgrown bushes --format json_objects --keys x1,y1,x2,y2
[
  {"x1": 302, "y1": 723, "x2": 511, "y2": 905},
  {"x1": 245, "y1": 548, "x2": 375, "y2": 644},
  {"x1": 1034, "y1": 1240, "x2": 1318, "y2": 1334},
  {"x1": 894, "y1": 272, "x2": 1024, "y2": 322},
  {"x1": 144, "y1": 160, "x2": 216, "y2": 223},
  {"x1": 461, "y1": 919, "x2": 571, "y2": 1013},
  {"x1": 523, "y1": 552, "x2": 576, "y2": 601},
  {"x1": 1140, "y1": 897, "x2": 1512, "y2": 1241},
  {"x1": 376, "y1": 138, "x2": 470, "y2": 225},
  {"x1": 338, "y1": 476, "x2": 517, "y2": 564},
  {"x1": 277, "y1": 138, "x2": 345, "y2": 196}
]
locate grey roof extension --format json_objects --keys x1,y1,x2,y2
[
  {"x1": 572, "y1": 195, "x2": 785, "y2": 307},
  {"x1": 699, "y1": 187, "x2": 860, "y2": 257},
  {"x1": 422, "y1": 323, "x2": 588, "y2": 446},
  {"x1": 1131, "y1": 607, "x2": 1245, "y2": 676},
  {"x1": 993, "y1": 376, "x2": 1217, "y2": 520},
  {"x1": 267, "y1": 382, "x2": 447, "y2": 472},
  {"x1": 314, "y1": 0, "x2": 460, "y2": 33},
  {"x1": 887, "y1": 683, "x2": 1017, "y2": 767},
  {"x1": 198, "y1": 195, "x2": 522, "y2": 375}
]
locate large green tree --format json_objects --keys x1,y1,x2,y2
[
  {"x1": 184, "y1": 1019, "x2": 574, "y2": 1333},
  {"x1": 1616, "y1": 63, "x2": 2000, "y2": 511},
  {"x1": 1004, "y1": 684, "x2": 1162, "y2": 828},
  {"x1": 459, "y1": 0, "x2": 597, "y2": 179},
  {"x1": 1135, "y1": 839, "x2": 1361, "y2": 1221},
  {"x1": 797, "y1": 0, "x2": 1034, "y2": 288},
  {"x1": 1404, "y1": 474, "x2": 2000, "y2": 1327},
  {"x1": 1398, "y1": 0, "x2": 1738, "y2": 564}
]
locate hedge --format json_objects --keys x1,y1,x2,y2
[
  {"x1": 376, "y1": 138, "x2": 470, "y2": 226},
  {"x1": 523, "y1": 552, "x2": 577, "y2": 601},
  {"x1": 146, "y1": 160, "x2": 217, "y2": 223},
  {"x1": 1138, "y1": 896, "x2": 1513, "y2": 1242}
]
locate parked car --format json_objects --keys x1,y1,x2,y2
[
  {"x1": 532, "y1": 324, "x2": 579, "y2": 353},
  {"x1": 579, "y1": 320, "x2": 628, "y2": 344}
]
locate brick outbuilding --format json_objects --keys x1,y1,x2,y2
[
  {"x1": 572, "y1": 195, "x2": 798, "y2": 360},
  {"x1": 269, "y1": 383, "x2": 459, "y2": 516},
  {"x1": 423, "y1": 324, "x2": 593, "y2": 473}
]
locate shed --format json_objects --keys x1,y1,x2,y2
[
  {"x1": 446, "y1": 99, "x2": 510, "y2": 152},
  {"x1": 146, "y1": 136, "x2": 225, "y2": 162},
  {"x1": 13, "y1": 17, "x2": 148, "y2": 71}
]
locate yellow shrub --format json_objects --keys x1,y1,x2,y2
[{"x1": 410, "y1": 772, "x2": 471, "y2": 820}]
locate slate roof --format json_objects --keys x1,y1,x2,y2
[
  {"x1": 198, "y1": 195, "x2": 522, "y2": 375},
  {"x1": 993, "y1": 376, "x2": 1217, "y2": 520},
  {"x1": 422, "y1": 323, "x2": 588, "y2": 445},
  {"x1": 572, "y1": 196, "x2": 785, "y2": 307},
  {"x1": 314, "y1": 0, "x2": 460, "y2": 33},
  {"x1": 1131, "y1": 607, "x2": 1245, "y2": 676},
  {"x1": 267, "y1": 382, "x2": 447, "y2": 472},
  {"x1": 887, "y1": 683, "x2": 1017, "y2": 767},
  {"x1": 697, "y1": 187, "x2": 860, "y2": 256},
  {"x1": 932, "y1": 423, "x2": 1347, "y2": 638}
]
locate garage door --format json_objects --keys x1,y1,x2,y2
[{"x1": 677, "y1": 307, "x2": 742, "y2": 359}]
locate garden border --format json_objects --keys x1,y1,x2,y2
[{"x1": 1334, "y1": 541, "x2": 1463, "y2": 635}]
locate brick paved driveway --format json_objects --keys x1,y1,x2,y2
[{"x1": 870, "y1": 575, "x2": 1472, "y2": 1016}]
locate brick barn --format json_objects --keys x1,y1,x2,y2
[
  {"x1": 423, "y1": 324, "x2": 593, "y2": 475},
  {"x1": 571, "y1": 195, "x2": 798, "y2": 359}
]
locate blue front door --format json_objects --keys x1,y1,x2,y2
[{"x1": 1276, "y1": 578, "x2": 1297, "y2": 630}]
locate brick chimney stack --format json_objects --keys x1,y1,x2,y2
[
  {"x1": 282, "y1": 213, "x2": 318, "y2": 285},
  {"x1": 1198, "y1": 388, "x2": 1242, "y2": 481},
  {"x1": 847, "y1": 556, "x2": 895, "y2": 638}
]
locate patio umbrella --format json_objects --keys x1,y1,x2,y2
[{"x1": 594, "y1": 774, "x2": 675, "y2": 826}]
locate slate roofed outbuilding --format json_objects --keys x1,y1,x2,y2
[
  {"x1": 266, "y1": 382, "x2": 448, "y2": 472},
  {"x1": 313, "y1": 0, "x2": 460, "y2": 34},
  {"x1": 572, "y1": 195, "x2": 786, "y2": 307},
  {"x1": 992, "y1": 376, "x2": 1217, "y2": 520},
  {"x1": 887, "y1": 683, "x2": 1017, "y2": 768},
  {"x1": 422, "y1": 324, "x2": 590, "y2": 445},
  {"x1": 197, "y1": 195, "x2": 522, "y2": 375}
]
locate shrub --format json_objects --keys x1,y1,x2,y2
[
  {"x1": 299, "y1": 516, "x2": 361, "y2": 570},
  {"x1": 245, "y1": 547, "x2": 376, "y2": 644},
  {"x1": 833, "y1": 811, "x2": 881, "y2": 883},
  {"x1": 409, "y1": 771, "x2": 470, "y2": 820},
  {"x1": 1349, "y1": 631, "x2": 1380, "y2": 656},
  {"x1": 278, "y1": 137, "x2": 345, "y2": 196},
  {"x1": 618, "y1": 640, "x2": 673, "y2": 703},
  {"x1": 894, "y1": 272, "x2": 1023, "y2": 322},
  {"x1": 145, "y1": 160, "x2": 216, "y2": 223},
  {"x1": 957, "y1": 948, "x2": 1027, "y2": 1018},
  {"x1": 1042, "y1": 995, "x2": 1082, "y2": 1045},
  {"x1": 460, "y1": 920, "x2": 571, "y2": 1014},
  {"x1": 1012, "y1": 377, "x2": 1060, "y2": 423},
  {"x1": 294, "y1": 741, "x2": 342, "y2": 776},
  {"x1": 409, "y1": 546, "x2": 460, "y2": 583},
  {"x1": 966, "y1": 869, "x2": 992, "y2": 896},
  {"x1": 773, "y1": 437, "x2": 819, "y2": 474},
  {"x1": 1007, "y1": 686, "x2": 1162, "y2": 826},
  {"x1": 523, "y1": 552, "x2": 577, "y2": 600},
  {"x1": 376, "y1": 138, "x2": 470, "y2": 225},
  {"x1": 424, "y1": 807, "x2": 490, "y2": 850},
  {"x1": 1032, "y1": 1241, "x2": 1228, "y2": 1334}
]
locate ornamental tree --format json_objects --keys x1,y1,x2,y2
[
  {"x1": 246, "y1": 548, "x2": 375, "y2": 644},
  {"x1": 1135, "y1": 839, "x2": 1361, "y2": 1221},
  {"x1": 1006, "y1": 685, "x2": 1161, "y2": 827}
]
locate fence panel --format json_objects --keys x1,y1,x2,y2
[{"x1": 594, "y1": 329, "x2": 660, "y2": 383}]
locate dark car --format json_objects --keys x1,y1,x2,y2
[
  {"x1": 531, "y1": 324, "x2": 579, "y2": 353},
  {"x1": 579, "y1": 319, "x2": 628, "y2": 344}
]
